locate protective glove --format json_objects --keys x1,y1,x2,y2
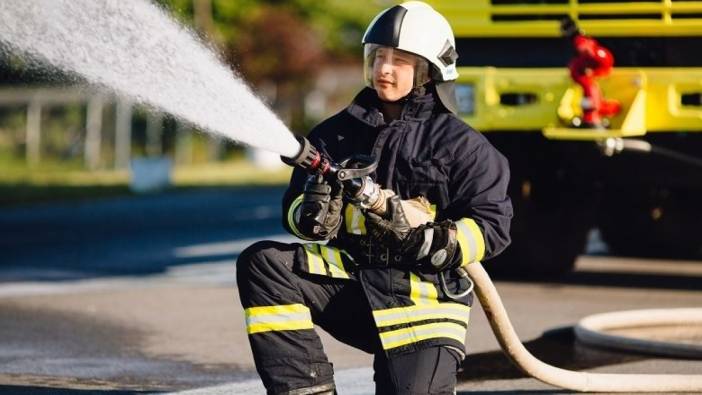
[
  {"x1": 367, "y1": 196, "x2": 459, "y2": 272},
  {"x1": 365, "y1": 195, "x2": 412, "y2": 249},
  {"x1": 297, "y1": 174, "x2": 343, "y2": 239},
  {"x1": 399, "y1": 219, "x2": 459, "y2": 272}
]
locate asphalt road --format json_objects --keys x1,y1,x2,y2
[{"x1": 1, "y1": 188, "x2": 701, "y2": 394}]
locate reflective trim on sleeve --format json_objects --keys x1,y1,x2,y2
[
  {"x1": 345, "y1": 204, "x2": 367, "y2": 235},
  {"x1": 320, "y1": 245, "x2": 350, "y2": 279},
  {"x1": 378, "y1": 321, "x2": 467, "y2": 350},
  {"x1": 409, "y1": 272, "x2": 438, "y2": 305},
  {"x1": 303, "y1": 244, "x2": 327, "y2": 275},
  {"x1": 416, "y1": 228, "x2": 434, "y2": 260},
  {"x1": 245, "y1": 304, "x2": 314, "y2": 334},
  {"x1": 287, "y1": 194, "x2": 313, "y2": 241},
  {"x1": 372, "y1": 303, "x2": 470, "y2": 328},
  {"x1": 455, "y1": 218, "x2": 486, "y2": 266}
]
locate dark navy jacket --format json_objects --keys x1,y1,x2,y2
[{"x1": 282, "y1": 86, "x2": 512, "y2": 355}]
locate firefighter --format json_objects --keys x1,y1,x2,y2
[
  {"x1": 236, "y1": 2, "x2": 512, "y2": 394},
  {"x1": 561, "y1": 16, "x2": 621, "y2": 128}
]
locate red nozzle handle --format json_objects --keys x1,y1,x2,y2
[{"x1": 281, "y1": 135, "x2": 330, "y2": 174}]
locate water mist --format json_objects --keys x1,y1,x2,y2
[{"x1": 0, "y1": 0, "x2": 300, "y2": 158}]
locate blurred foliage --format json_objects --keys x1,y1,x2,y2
[
  {"x1": 154, "y1": 0, "x2": 390, "y2": 133},
  {"x1": 158, "y1": 0, "x2": 390, "y2": 133},
  {"x1": 160, "y1": 0, "x2": 388, "y2": 60}
]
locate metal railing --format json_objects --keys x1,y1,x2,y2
[{"x1": 0, "y1": 86, "x2": 198, "y2": 170}]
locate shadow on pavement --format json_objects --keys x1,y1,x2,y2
[{"x1": 458, "y1": 327, "x2": 645, "y2": 382}]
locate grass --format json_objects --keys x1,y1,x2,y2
[{"x1": 0, "y1": 159, "x2": 293, "y2": 207}]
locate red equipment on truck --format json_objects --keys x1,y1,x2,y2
[{"x1": 562, "y1": 17, "x2": 621, "y2": 129}]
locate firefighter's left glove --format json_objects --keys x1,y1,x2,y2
[
  {"x1": 297, "y1": 174, "x2": 343, "y2": 240},
  {"x1": 367, "y1": 196, "x2": 459, "y2": 272}
]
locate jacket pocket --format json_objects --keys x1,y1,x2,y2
[{"x1": 395, "y1": 159, "x2": 450, "y2": 210}]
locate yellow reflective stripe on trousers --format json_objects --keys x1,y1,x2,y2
[
  {"x1": 344, "y1": 204, "x2": 366, "y2": 235},
  {"x1": 379, "y1": 321, "x2": 467, "y2": 350},
  {"x1": 409, "y1": 272, "x2": 438, "y2": 305},
  {"x1": 303, "y1": 244, "x2": 326, "y2": 275},
  {"x1": 455, "y1": 218, "x2": 486, "y2": 265},
  {"x1": 372, "y1": 303, "x2": 470, "y2": 328},
  {"x1": 287, "y1": 194, "x2": 312, "y2": 240},
  {"x1": 320, "y1": 245, "x2": 350, "y2": 279},
  {"x1": 245, "y1": 304, "x2": 313, "y2": 334}
]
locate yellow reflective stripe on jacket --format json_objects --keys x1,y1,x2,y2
[
  {"x1": 303, "y1": 244, "x2": 327, "y2": 275},
  {"x1": 378, "y1": 321, "x2": 467, "y2": 350},
  {"x1": 372, "y1": 303, "x2": 470, "y2": 328},
  {"x1": 344, "y1": 204, "x2": 366, "y2": 235},
  {"x1": 455, "y1": 218, "x2": 486, "y2": 265},
  {"x1": 409, "y1": 272, "x2": 438, "y2": 305},
  {"x1": 287, "y1": 194, "x2": 313, "y2": 240},
  {"x1": 320, "y1": 245, "x2": 350, "y2": 279},
  {"x1": 303, "y1": 243, "x2": 352, "y2": 279},
  {"x1": 245, "y1": 304, "x2": 314, "y2": 334}
]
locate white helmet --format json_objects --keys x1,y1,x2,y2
[{"x1": 362, "y1": 1, "x2": 460, "y2": 112}]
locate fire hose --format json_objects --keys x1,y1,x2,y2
[
  {"x1": 466, "y1": 262, "x2": 702, "y2": 392},
  {"x1": 283, "y1": 135, "x2": 702, "y2": 392}
]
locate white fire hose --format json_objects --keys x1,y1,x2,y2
[{"x1": 465, "y1": 262, "x2": 702, "y2": 392}]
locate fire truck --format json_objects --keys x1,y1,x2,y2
[{"x1": 428, "y1": 0, "x2": 702, "y2": 275}]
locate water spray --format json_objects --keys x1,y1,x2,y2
[{"x1": 0, "y1": 0, "x2": 299, "y2": 157}]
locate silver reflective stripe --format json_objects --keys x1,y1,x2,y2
[
  {"x1": 380, "y1": 323, "x2": 466, "y2": 347},
  {"x1": 456, "y1": 220, "x2": 477, "y2": 263},
  {"x1": 417, "y1": 227, "x2": 434, "y2": 260},
  {"x1": 304, "y1": 244, "x2": 326, "y2": 275},
  {"x1": 321, "y1": 245, "x2": 350, "y2": 279},
  {"x1": 246, "y1": 311, "x2": 312, "y2": 326},
  {"x1": 374, "y1": 306, "x2": 469, "y2": 327},
  {"x1": 409, "y1": 272, "x2": 438, "y2": 305}
]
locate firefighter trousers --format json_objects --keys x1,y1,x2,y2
[{"x1": 236, "y1": 240, "x2": 462, "y2": 395}]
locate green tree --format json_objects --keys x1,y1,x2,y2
[{"x1": 158, "y1": 0, "x2": 389, "y2": 130}]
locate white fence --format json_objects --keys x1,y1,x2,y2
[{"x1": 0, "y1": 86, "x2": 203, "y2": 170}]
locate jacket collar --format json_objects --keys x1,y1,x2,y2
[{"x1": 346, "y1": 86, "x2": 441, "y2": 127}]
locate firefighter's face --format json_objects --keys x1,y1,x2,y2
[{"x1": 372, "y1": 47, "x2": 417, "y2": 102}]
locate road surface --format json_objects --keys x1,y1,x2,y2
[{"x1": 1, "y1": 188, "x2": 700, "y2": 394}]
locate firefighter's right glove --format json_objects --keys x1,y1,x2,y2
[
  {"x1": 296, "y1": 174, "x2": 343, "y2": 240},
  {"x1": 366, "y1": 195, "x2": 412, "y2": 249},
  {"x1": 366, "y1": 196, "x2": 459, "y2": 272}
]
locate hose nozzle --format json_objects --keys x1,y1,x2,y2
[
  {"x1": 282, "y1": 135, "x2": 388, "y2": 213},
  {"x1": 281, "y1": 135, "x2": 331, "y2": 174}
]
